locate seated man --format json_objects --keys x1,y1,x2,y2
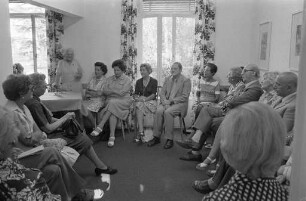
[
  {"x1": 178, "y1": 64, "x2": 263, "y2": 162},
  {"x1": 193, "y1": 71, "x2": 298, "y2": 195},
  {"x1": 147, "y1": 62, "x2": 191, "y2": 149}
]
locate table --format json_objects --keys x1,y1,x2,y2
[{"x1": 40, "y1": 92, "x2": 83, "y2": 112}]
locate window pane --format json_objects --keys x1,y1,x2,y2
[
  {"x1": 9, "y1": 3, "x2": 45, "y2": 13},
  {"x1": 162, "y1": 17, "x2": 172, "y2": 83},
  {"x1": 10, "y1": 18, "x2": 34, "y2": 74},
  {"x1": 142, "y1": 17, "x2": 157, "y2": 79},
  {"x1": 35, "y1": 17, "x2": 48, "y2": 80},
  {"x1": 176, "y1": 17, "x2": 195, "y2": 78}
]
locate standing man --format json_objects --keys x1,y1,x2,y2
[{"x1": 148, "y1": 62, "x2": 191, "y2": 149}]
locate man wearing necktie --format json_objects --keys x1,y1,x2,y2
[{"x1": 148, "y1": 62, "x2": 191, "y2": 149}]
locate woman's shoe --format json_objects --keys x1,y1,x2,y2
[
  {"x1": 192, "y1": 180, "x2": 213, "y2": 194},
  {"x1": 196, "y1": 157, "x2": 216, "y2": 170},
  {"x1": 90, "y1": 127, "x2": 103, "y2": 137},
  {"x1": 72, "y1": 189, "x2": 104, "y2": 201},
  {"x1": 133, "y1": 131, "x2": 144, "y2": 143},
  {"x1": 107, "y1": 137, "x2": 115, "y2": 147},
  {"x1": 95, "y1": 166, "x2": 118, "y2": 175}
]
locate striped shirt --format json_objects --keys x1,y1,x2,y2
[{"x1": 197, "y1": 79, "x2": 220, "y2": 103}]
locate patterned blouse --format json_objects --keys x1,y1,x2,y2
[
  {"x1": 0, "y1": 158, "x2": 61, "y2": 201},
  {"x1": 202, "y1": 172, "x2": 288, "y2": 201}
]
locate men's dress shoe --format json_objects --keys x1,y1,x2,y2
[
  {"x1": 95, "y1": 167, "x2": 118, "y2": 176},
  {"x1": 164, "y1": 140, "x2": 174, "y2": 149},
  {"x1": 192, "y1": 180, "x2": 213, "y2": 194},
  {"x1": 179, "y1": 152, "x2": 203, "y2": 162},
  {"x1": 147, "y1": 137, "x2": 160, "y2": 147}
]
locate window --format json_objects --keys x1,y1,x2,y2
[
  {"x1": 139, "y1": 0, "x2": 195, "y2": 84},
  {"x1": 9, "y1": 3, "x2": 47, "y2": 78}
]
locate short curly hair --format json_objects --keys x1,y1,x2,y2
[
  {"x1": 28, "y1": 73, "x2": 46, "y2": 89},
  {"x1": 2, "y1": 74, "x2": 31, "y2": 101},
  {"x1": 140, "y1": 63, "x2": 153, "y2": 74},
  {"x1": 94, "y1": 62, "x2": 108, "y2": 75},
  {"x1": 112, "y1": 59, "x2": 126, "y2": 72}
]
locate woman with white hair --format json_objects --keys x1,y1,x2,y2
[
  {"x1": 259, "y1": 71, "x2": 279, "y2": 105},
  {"x1": 53, "y1": 48, "x2": 83, "y2": 92},
  {"x1": 201, "y1": 102, "x2": 288, "y2": 200}
]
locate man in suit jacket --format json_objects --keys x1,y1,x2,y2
[
  {"x1": 148, "y1": 62, "x2": 191, "y2": 149},
  {"x1": 272, "y1": 72, "x2": 297, "y2": 133},
  {"x1": 190, "y1": 72, "x2": 298, "y2": 195},
  {"x1": 178, "y1": 64, "x2": 263, "y2": 161}
]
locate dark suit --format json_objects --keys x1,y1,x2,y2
[{"x1": 153, "y1": 74, "x2": 191, "y2": 140}]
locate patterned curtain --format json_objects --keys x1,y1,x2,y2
[
  {"x1": 46, "y1": 10, "x2": 64, "y2": 89},
  {"x1": 193, "y1": 0, "x2": 216, "y2": 77},
  {"x1": 120, "y1": 0, "x2": 138, "y2": 81}
]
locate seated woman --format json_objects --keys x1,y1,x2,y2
[
  {"x1": 201, "y1": 102, "x2": 288, "y2": 200},
  {"x1": 259, "y1": 71, "x2": 279, "y2": 105},
  {"x1": 25, "y1": 73, "x2": 117, "y2": 175},
  {"x1": 83, "y1": 62, "x2": 108, "y2": 127},
  {"x1": 193, "y1": 63, "x2": 220, "y2": 119},
  {"x1": 53, "y1": 48, "x2": 83, "y2": 92},
  {"x1": 0, "y1": 106, "x2": 60, "y2": 200},
  {"x1": 91, "y1": 59, "x2": 133, "y2": 147},
  {"x1": 133, "y1": 63, "x2": 158, "y2": 143},
  {"x1": 2, "y1": 74, "x2": 103, "y2": 201}
]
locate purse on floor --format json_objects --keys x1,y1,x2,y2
[{"x1": 61, "y1": 118, "x2": 83, "y2": 139}]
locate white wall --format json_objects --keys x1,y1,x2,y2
[
  {"x1": 255, "y1": 0, "x2": 303, "y2": 72},
  {"x1": 63, "y1": 0, "x2": 121, "y2": 82},
  {"x1": 24, "y1": 0, "x2": 84, "y2": 17},
  {"x1": 214, "y1": 0, "x2": 258, "y2": 83},
  {"x1": 0, "y1": 0, "x2": 13, "y2": 105},
  {"x1": 214, "y1": 0, "x2": 303, "y2": 84}
]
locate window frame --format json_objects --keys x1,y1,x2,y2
[
  {"x1": 138, "y1": 1, "x2": 195, "y2": 84},
  {"x1": 10, "y1": 12, "x2": 45, "y2": 74}
]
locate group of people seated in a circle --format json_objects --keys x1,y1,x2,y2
[{"x1": 1, "y1": 47, "x2": 296, "y2": 201}]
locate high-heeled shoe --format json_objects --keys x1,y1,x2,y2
[
  {"x1": 95, "y1": 166, "x2": 118, "y2": 175},
  {"x1": 196, "y1": 157, "x2": 216, "y2": 170},
  {"x1": 107, "y1": 137, "x2": 115, "y2": 147},
  {"x1": 91, "y1": 127, "x2": 103, "y2": 137}
]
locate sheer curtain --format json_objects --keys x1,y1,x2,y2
[{"x1": 46, "y1": 10, "x2": 64, "y2": 89}]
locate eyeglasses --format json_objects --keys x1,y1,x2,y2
[{"x1": 242, "y1": 69, "x2": 254, "y2": 73}]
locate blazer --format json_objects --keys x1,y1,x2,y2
[
  {"x1": 227, "y1": 80, "x2": 263, "y2": 109},
  {"x1": 160, "y1": 74, "x2": 191, "y2": 105},
  {"x1": 273, "y1": 93, "x2": 296, "y2": 133}
]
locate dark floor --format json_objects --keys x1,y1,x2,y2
[{"x1": 73, "y1": 129, "x2": 213, "y2": 201}]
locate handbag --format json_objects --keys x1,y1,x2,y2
[{"x1": 61, "y1": 118, "x2": 83, "y2": 139}]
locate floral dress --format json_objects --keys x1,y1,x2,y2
[
  {"x1": 86, "y1": 75, "x2": 106, "y2": 112},
  {"x1": 0, "y1": 158, "x2": 61, "y2": 201}
]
